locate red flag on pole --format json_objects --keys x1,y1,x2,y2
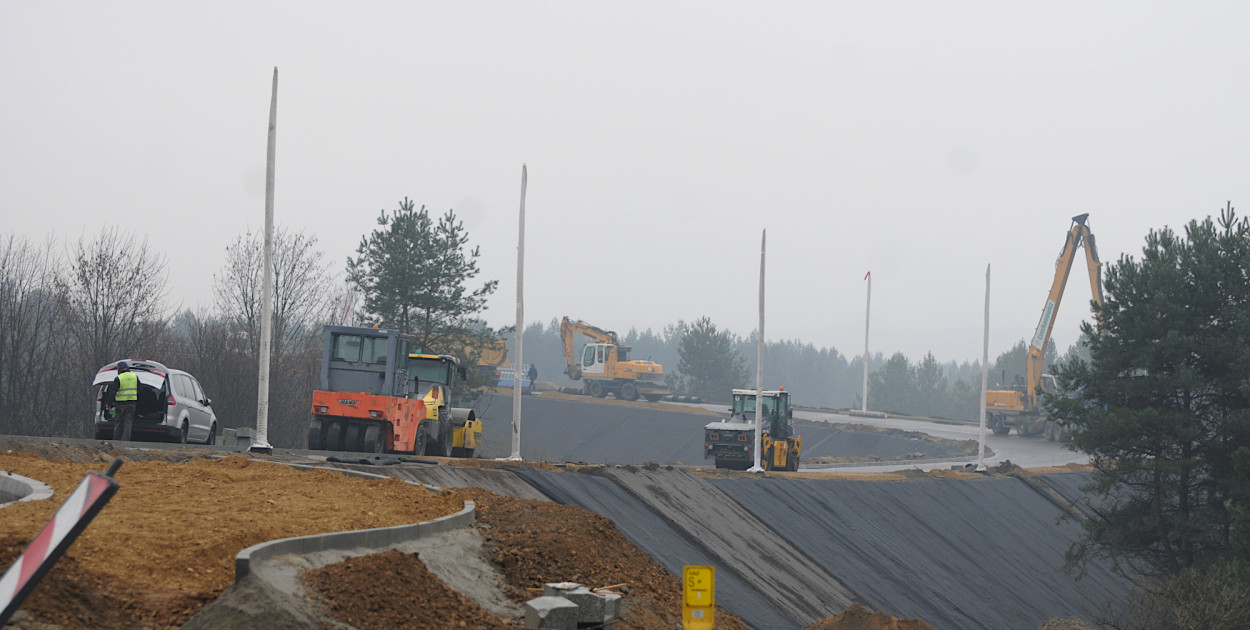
[{"x1": 864, "y1": 271, "x2": 871, "y2": 280}]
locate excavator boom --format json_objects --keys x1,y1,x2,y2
[
  {"x1": 1024, "y1": 213, "x2": 1104, "y2": 407},
  {"x1": 985, "y1": 214, "x2": 1104, "y2": 438}
]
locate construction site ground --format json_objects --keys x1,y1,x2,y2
[{"x1": 1, "y1": 392, "x2": 1126, "y2": 629}]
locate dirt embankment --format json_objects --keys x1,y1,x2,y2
[{"x1": 0, "y1": 442, "x2": 756, "y2": 629}]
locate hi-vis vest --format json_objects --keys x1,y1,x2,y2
[{"x1": 116, "y1": 371, "x2": 138, "y2": 402}]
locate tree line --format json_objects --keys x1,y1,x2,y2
[
  {"x1": 6, "y1": 196, "x2": 1246, "y2": 624},
  {"x1": 512, "y1": 314, "x2": 1073, "y2": 417},
  {"x1": 0, "y1": 227, "x2": 338, "y2": 447},
  {"x1": 0, "y1": 199, "x2": 504, "y2": 448}
]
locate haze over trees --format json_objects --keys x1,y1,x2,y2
[
  {"x1": 0, "y1": 209, "x2": 1089, "y2": 442},
  {"x1": 675, "y1": 317, "x2": 750, "y2": 404},
  {"x1": 1046, "y1": 203, "x2": 1250, "y2": 627},
  {"x1": 513, "y1": 317, "x2": 1037, "y2": 419}
]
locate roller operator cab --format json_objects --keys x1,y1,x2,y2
[
  {"x1": 704, "y1": 389, "x2": 802, "y2": 471},
  {"x1": 306, "y1": 325, "x2": 481, "y2": 457}
]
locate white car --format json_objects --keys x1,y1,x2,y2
[{"x1": 92, "y1": 359, "x2": 219, "y2": 444}]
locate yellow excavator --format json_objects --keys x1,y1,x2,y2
[
  {"x1": 986, "y1": 213, "x2": 1104, "y2": 440},
  {"x1": 559, "y1": 316, "x2": 671, "y2": 402}
]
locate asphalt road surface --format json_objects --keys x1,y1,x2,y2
[
  {"x1": 468, "y1": 393, "x2": 969, "y2": 466},
  {"x1": 791, "y1": 408, "x2": 1090, "y2": 472}
]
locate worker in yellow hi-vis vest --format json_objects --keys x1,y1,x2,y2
[{"x1": 111, "y1": 361, "x2": 138, "y2": 441}]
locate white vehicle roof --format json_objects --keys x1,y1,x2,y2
[
  {"x1": 704, "y1": 420, "x2": 756, "y2": 431},
  {"x1": 92, "y1": 367, "x2": 167, "y2": 390},
  {"x1": 730, "y1": 389, "x2": 786, "y2": 396}
]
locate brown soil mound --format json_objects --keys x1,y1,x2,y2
[
  {"x1": 304, "y1": 549, "x2": 514, "y2": 629},
  {"x1": 0, "y1": 443, "x2": 753, "y2": 629},
  {"x1": 306, "y1": 488, "x2": 751, "y2": 629},
  {"x1": 803, "y1": 603, "x2": 936, "y2": 630}
]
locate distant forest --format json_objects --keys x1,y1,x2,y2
[{"x1": 510, "y1": 318, "x2": 1080, "y2": 421}]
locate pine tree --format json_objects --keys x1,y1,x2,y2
[
  {"x1": 347, "y1": 198, "x2": 499, "y2": 355},
  {"x1": 676, "y1": 317, "x2": 749, "y2": 403},
  {"x1": 1046, "y1": 203, "x2": 1250, "y2": 579}
]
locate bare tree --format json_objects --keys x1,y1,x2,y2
[
  {"x1": 0, "y1": 234, "x2": 64, "y2": 436},
  {"x1": 53, "y1": 228, "x2": 171, "y2": 437},
  {"x1": 213, "y1": 227, "x2": 337, "y2": 446},
  {"x1": 60, "y1": 227, "x2": 172, "y2": 371},
  {"x1": 214, "y1": 228, "x2": 336, "y2": 362}
]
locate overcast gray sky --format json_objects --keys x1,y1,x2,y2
[{"x1": 2, "y1": 2, "x2": 1247, "y2": 364}]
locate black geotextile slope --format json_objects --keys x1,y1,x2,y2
[
  {"x1": 595, "y1": 466, "x2": 857, "y2": 623},
  {"x1": 471, "y1": 393, "x2": 964, "y2": 465},
  {"x1": 508, "y1": 467, "x2": 800, "y2": 630},
  {"x1": 709, "y1": 474, "x2": 1134, "y2": 630},
  {"x1": 1037, "y1": 471, "x2": 1110, "y2": 518}
]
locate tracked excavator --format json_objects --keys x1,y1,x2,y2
[
  {"x1": 306, "y1": 325, "x2": 482, "y2": 456},
  {"x1": 560, "y1": 316, "x2": 671, "y2": 402},
  {"x1": 986, "y1": 214, "x2": 1104, "y2": 440}
]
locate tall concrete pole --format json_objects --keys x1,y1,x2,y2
[
  {"x1": 977, "y1": 264, "x2": 990, "y2": 471},
  {"x1": 251, "y1": 67, "x2": 277, "y2": 454},
  {"x1": 508, "y1": 164, "x2": 527, "y2": 461},
  {"x1": 862, "y1": 271, "x2": 871, "y2": 412},
  {"x1": 750, "y1": 230, "x2": 766, "y2": 473}
]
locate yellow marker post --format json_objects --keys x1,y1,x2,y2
[{"x1": 682, "y1": 565, "x2": 715, "y2": 629}]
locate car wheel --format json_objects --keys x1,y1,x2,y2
[
  {"x1": 619, "y1": 383, "x2": 639, "y2": 401},
  {"x1": 207, "y1": 424, "x2": 216, "y2": 446},
  {"x1": 587, "y1": 380, "x2": 605, "y2": 398},
  {"x1": 179, "y1": 422, "x2": 189, "y2": 444}
]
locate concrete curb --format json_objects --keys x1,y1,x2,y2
[
  {"x1": 801, "y1": 455, "x2": 978, "y2": 470},
  {"x1": 233, "y1": 500, "x2": 475, "y2": 582},
  {"x1": 0, "y1": 470, "x2": 54, "y2": 507}
]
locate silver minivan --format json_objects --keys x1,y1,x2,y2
[{"x1": 92, "y1": 359, "x2": 218, "y2": 444}]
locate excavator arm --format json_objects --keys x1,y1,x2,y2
[
  {"x1": 1025, "y1": 213, "x2": 1105, "y2": 407},
  {"x1": 560, "y1": 316, "x2": 621, "y2": 380}
]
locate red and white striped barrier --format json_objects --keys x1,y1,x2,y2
[{"x1": 0, "y1": 459, "x2": 121, "y2": 625}]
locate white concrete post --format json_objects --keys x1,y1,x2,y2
[
  {"x1": 750, "y1": 230, "x2": 766, "y2": 473},
  {"x1": 862, "y1": 271, "x2": 871, "y2": 412},
  {"x1": 508, "y1": 164, "x2": 527, "y2": 461},
  {"x1": 978, "y1": 263, "x2": 990, "y2": 471},
  {"x1": 251, "y1": 67, "x2": 277, "y2": 453}
]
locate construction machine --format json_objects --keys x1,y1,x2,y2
[
  {"x1": 306, "y1": 325, "x2": 482, "y2": 457},
  {"x1": 559, "y1": 316, "x2": 671, "y2": 401},
  {"x1": 704, "y1": 389, "x2": 803, "y2": 471},
  {"x1": 985, "y1": 214, "x2": 1104, "y2": 440},
  {"x1": 448, "y1": 334, "x2": 509, "y2": 384}
]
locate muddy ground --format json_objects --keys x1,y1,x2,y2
[{"x1": 0, "y1": 440, "x2": 929, "y2": 629}]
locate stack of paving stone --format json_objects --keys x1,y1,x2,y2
[{"x1": 525, "y1": 582, "x2": 621, "y2": 630}]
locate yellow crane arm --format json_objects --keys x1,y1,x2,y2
[{"x1": 1025, "y1": 213, "x2": 1104, "y2": 406}]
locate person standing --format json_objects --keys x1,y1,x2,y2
[{"x1": 112, "y1": 361, "x2": 138, "y2": 441}]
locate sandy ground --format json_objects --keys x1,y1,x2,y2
[
  {"x1": 0, "y1": 442, "x2": 763, "y2": 629},
  {"x1": 0, "y1": 437, "x2": 1099, "y2": 629}
]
